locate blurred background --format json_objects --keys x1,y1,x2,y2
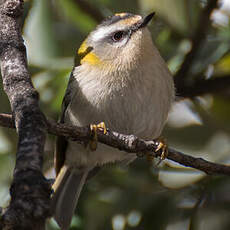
[{"x1": 1, "y1": 0, "x2": 230, "y2": 229}]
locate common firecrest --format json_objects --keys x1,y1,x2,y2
[{"x1": 51, "y1": 12, "x2": 175, "y2": 230}]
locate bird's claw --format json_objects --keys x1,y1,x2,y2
[
  {"x1": 137, "y1": 138, "x2": 168, "y2": 165},
  {"x1": 89, "y1": 122, "x2": 107, "y2": 151},
  {"x1": 154, "y1": 137, "x2": 168, "y2": 165}
]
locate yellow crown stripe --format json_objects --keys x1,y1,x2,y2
[
  {"x1": 120, "y1": 15, "x2": 141, "y2": 25},
  {"x1": 115, "y1": 13, "x2": 128, "y2": 17},
  {"x1": 114, "y1": 13, "x2": 141, "y2": 25}
]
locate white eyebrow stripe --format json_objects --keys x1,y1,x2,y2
[
  {"x1": 92, "y1": 26, "x2": 115, "y2": 41},
  {"x1": 92, "y1": 24, "x2": 126, "y2": 42}
]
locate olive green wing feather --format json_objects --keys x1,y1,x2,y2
[
  {"x1": 55, "y1": 67, "x2": 101, "y2": 178},
  {"x1": 55, "y1": 72, "x2": 76, "y2": 175}
]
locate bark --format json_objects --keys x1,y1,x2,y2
[
  {"x1": 0, "y1": 1, "x2": 51, "y2": 229},
  {"x1": 0, "y1": 0, "x2": 227, "y2": 229}
]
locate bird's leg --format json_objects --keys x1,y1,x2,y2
[
  {"x1": 154, "y1": 137, "x2": 168, "y2": 165},
  {"x1": 89, "y1": 122, "x2": 107, "y2": 151},
  {"x1": 137, "y1": 138, "x2": 168, "y2": 164}
]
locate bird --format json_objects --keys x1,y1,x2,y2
[{"x1": 51, "y1": 12, "x2": 175, "y2": 230}]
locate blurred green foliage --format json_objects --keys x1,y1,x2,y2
[{"x1": 1, "y1": 0, "x2": 230, "y2": 229}]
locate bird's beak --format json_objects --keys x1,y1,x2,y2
[{"x1": 138, "y1": 12, "x2": 155, "y2": 29}]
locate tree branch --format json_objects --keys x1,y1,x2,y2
[
  {"x1": 0, "y1": 1, "x2": 50, "y2": 229},
  {"x1": 177, "y1": 75, "x2": 230, "y2": 98},
  {"x1": 73, "y1": 0, "x2": 104, "y2": 23},
  {"x1": 1, "y1": 113, "x2": 230, "y2": 176},
  {"x1": 0, "y1": 1, "x2": 228, "y2": 229},
  {"x1": 174, "y1": 0, "x2": 219, "y2": 91}
]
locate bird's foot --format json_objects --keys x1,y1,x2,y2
[
  {"x1": 137, "y1": 138, "x2": 168, "y2": 164},
  {"x1": 89, "y1": 122, "x2": 107, "y2": 151},
  {"x1": 154, "y1": 137, "x2": 168, "y2": 165}
]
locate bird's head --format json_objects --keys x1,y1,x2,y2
[{"x1": 77, "y1": 12, "x2": 155, "y2": 71}]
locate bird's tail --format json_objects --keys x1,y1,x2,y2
[{"x1": 51, "y1": 165, "x2": 88, "y2": 230}]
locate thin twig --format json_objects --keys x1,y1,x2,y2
[
  {"x1": 1, "y1": 113, "x2": 230, "y2": 176},
  {"x1": 174, "y1": 0, "x2": 219, "y2": 90}
]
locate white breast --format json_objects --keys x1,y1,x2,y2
[{"x1": 64, "y1": 47, "x2": 174, "y2": 168}]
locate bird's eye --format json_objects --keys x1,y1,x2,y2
[{"x1": 112, "y1": 31, "x2": 124, "y2": 42}]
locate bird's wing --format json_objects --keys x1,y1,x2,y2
[
  {"x1": 55, "y1": 71, "x2": 76, "y2": 175},
  {"x1": 55, "y1": 67, "x2": 101, "y2": 177}
]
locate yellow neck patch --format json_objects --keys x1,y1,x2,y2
[{"x1": 78, "y1": 40, "x2": 101, "y2": 66}]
